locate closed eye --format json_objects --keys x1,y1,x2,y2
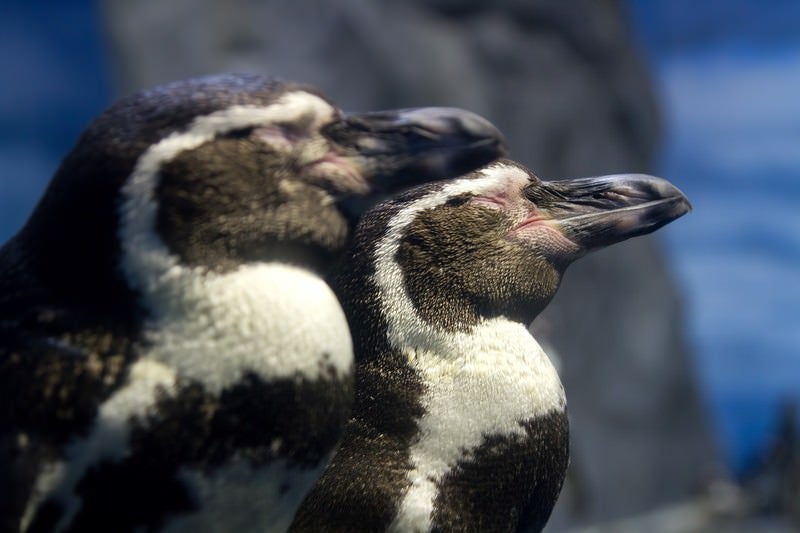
[
  {"x1": 223, "y1": 127, "x2": 254, "y2": 140},
  {"x1": 444, "y1": 194, "x2": 471, "y2": 207}
]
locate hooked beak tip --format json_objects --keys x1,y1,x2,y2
[
  {"x1": 541, "y1": 173, "x2": 692, "y2": 251},
  {"x1": 332, "y1": 106, "x2": 507, "y2": 190}
]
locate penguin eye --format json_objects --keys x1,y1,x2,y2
[
  {"x1": 223, "y1": 127, "x2": 254, "y2": 139},
  {"x1": 444, "y1": 194, "x2": 471, "y2": 207},
  {"x1": 276, "y1": 122, "x2": 307, "y2": 143}
]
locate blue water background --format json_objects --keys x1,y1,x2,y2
[
  {"x1": 627, "y1": 0, "x2": 800, "y2": 472},
  {"x1": 0, "y1": 0, "x2": 797, "y2": 476},
  {"x1": 0, "y1": 1, "x2": 111, "y2": 243}
]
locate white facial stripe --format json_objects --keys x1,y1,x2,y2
[
  {"x1": 373, "y1": 163, "x2": 566, "y2": 531},
  {"x1": 477, "y1": 161, "x2": 530, "y2": 183}
]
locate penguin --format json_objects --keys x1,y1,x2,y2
[
  {"x1": 291, "y1": 160, "x2": 691, "y2": 532},
  {"x1": 0, "y1": 73, "x2": 506, "y2": 532}
]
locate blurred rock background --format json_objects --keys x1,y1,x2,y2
[{"x1": 2, "y1": 0, "x2": 797, "y2": 530}]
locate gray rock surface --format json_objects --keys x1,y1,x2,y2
[{"x1": 99, "y1": 0, "x2": 719, "y2": 527}]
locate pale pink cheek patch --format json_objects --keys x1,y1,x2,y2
[
  {"x1": 253, "y1": 126, "x2": 295, "y2": 152},
  {"x1": 513, "y1": 221, "x2": 581, "y2": 256},
  {"x1": 512, "y1": 215, "x2": 546, "y2": 232},
  {"x1": 306, "y1": 157, "x2": 369, "y2": 195}
]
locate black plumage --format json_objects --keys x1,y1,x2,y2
[{"x1": 0, "y1": 74, "x2": 506, "y2": 532}]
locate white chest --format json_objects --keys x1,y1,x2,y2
[
  {"x1": 140, "y1": 262, "x2": 353, "y2": 393},
  {"x1": 390, "y1": 319, "x2": 566, "y2": 532}
]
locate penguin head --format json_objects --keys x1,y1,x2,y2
[
  {"x1": 14, "y1": 74, "x2": 505, "y2": 315},
  {"x1": 360, "y1": 160, "x2": 690, "y2": 330}
]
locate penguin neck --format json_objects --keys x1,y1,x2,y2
[
  {"x1": 366, "y1": 204, "x2": 567, "y2": 422},
  {"x1": 368, "y1": 233, "x2": 567, "y2": 434}
]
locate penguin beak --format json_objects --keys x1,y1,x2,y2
[
  {"x1": 324, "y1": 107, "x2": 508, "y2": 191},
  {"x1": 528, "y1": 174, "x2": 691, "y2": 252}
]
